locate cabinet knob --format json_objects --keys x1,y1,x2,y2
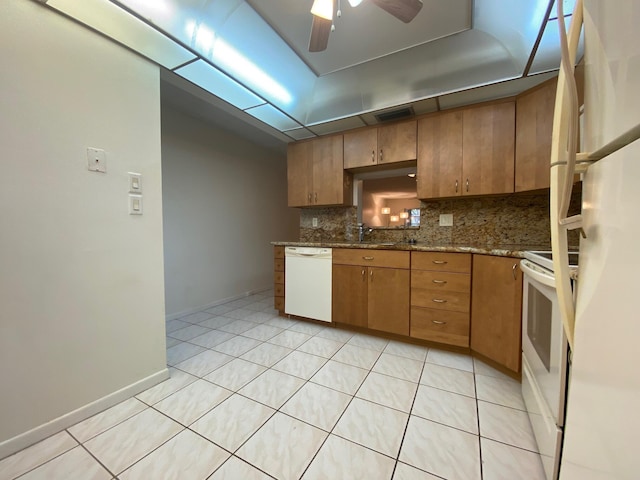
[
  {"x1": 432, "y1": 260, "x2": 448, "y2": 265},
  {"x1": 370, "y1": 269, "x2": 374, "y2": 281},
  {"x1": 466, "y1": 178, "x2": 469, "y2": 192},
  {"x1": 432, "y1": 320, "x2": 447, "y2": 325},
  {"x1": 512, "y1": 263, "x2": 518, "y2": 280},
  {"x1": 371, "y1": 150, "x2": 375, "y2": 163},
  {"x1": 314, "y1": 192, "x2": 317, "y2": 203},
  {"x1": 362, "y1": 256, "x2": 374, "y2": 261},
  {"x1": 432, "y1": 298, "x2": 447, "y2": 303},
  {"x1": 455, "y1": 180, "x2": 458, "y2": 193},
  {"x1": 379, "y1": 149, "x2": 383, "y2": 162},
  {"x1": 432, "y1": 279, "x2": 447, "y2": 284},
  {"x1": 308, "y1": 193, "x2": 312, "y2": 203}
]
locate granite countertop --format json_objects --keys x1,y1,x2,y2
[{"x1": 271, "y1": 241, "x2": 552, "y2": 258}]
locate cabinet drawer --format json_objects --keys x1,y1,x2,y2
[
  {"x1": 411, "y1": 289, "x2": 470, "y2": 313},
  {"x1": 411, "y1": 270, "x2": 470, "y2": 293},
  {"x1": 411, "y1": 252, "x2": 471, "y2": 273},
  {"x1": 274, "y1": 283, "x2": 285, "y2": 297},
  {"x1": 333, "y1": 248, "x2": 410, "y2": 269},
  {"x1": 274, "y1": 246, "x2": 284, "y2": 258},
  {"x1": 274, "y1": 296, "x2": 284, "y2": 312},
  {"x1": 274, "y1": 271, "x2": 285, "y2": 284},
  {"x1": 274, "y1": 259, "x2": 285, "y2": 272},
  {"x1": 411, "y1": 307, "x2": 470, "y2": 347}
]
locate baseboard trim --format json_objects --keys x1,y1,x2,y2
[
  {"x1": 0, "y1": 368, "x2": 170, "y2": 460},
  {"x1": 165, "y1": 286, "x2": 271, "y2": 321}
]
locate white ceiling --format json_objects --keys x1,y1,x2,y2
[
  {"x1": 245, "y1": 0, "x2": 472, "y2": 76},
  {"x1": 41, "y1": 0, "x2": 580, "y2": 147}
]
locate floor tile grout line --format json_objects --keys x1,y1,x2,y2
[
  {"x1": 474, "y1": 356, "x2": 485, "y2": 480},
  {"x1": 4, "y1": 435, "x2": 79, "y2": 480},
  {"x1": 67, "y1": 430, "x2": 118, "y2": 479},
  {"x1": 392, "y1": 353, "x2": 428, "y2": 478}
]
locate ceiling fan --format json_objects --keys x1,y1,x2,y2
[{"x1": 309, "y1": 0, "x2": 424, "y2": 52}]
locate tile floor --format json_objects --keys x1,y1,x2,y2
[{"x1": 0, "y1": 291, "x2": 546, "y2": 480}]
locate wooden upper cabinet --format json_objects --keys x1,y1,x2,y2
[
  {"x1": 417, "y1": 111, "x2": 463, "y2": 199},
  {"x1": 470, "y1": 254, "x2": 523, "y2": 373},
  {"x1": 378, "y1": 120, "x2": 417, "y2": 165},
  {"x1": 343, "y1": 120, "x2": 417, "y2": 169},
  {"x1": 462, "y1": 101, "x2": 515, "y2": 196},
  {"x1": 344, "y1": 129, "x2": 378, "y2": 169},
  {"x1": 287, "y1": 141, "x2": 312, "y2": 207},
  {"x1": 287, "y1": 135, "x2": 351, "y2": 207},
  {"x1": 312, "y1": 135, "x2": 349, "y2": 206},
  {"x1": 515, "y1": 78, "x2": 557, "y2": 192}
]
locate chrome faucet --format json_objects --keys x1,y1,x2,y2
[{"x1": 357, "y1": 223, "x2": 373, "y2": 243}]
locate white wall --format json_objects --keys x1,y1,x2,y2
[
  {"x1": 161, "y1": 106, "x2": 298, "y2": 317},
  {"x1": 0, "y1": 0, "x2": 167, "y2": 455}
]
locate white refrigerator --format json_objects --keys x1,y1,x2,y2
[{"x1": 559, "y1": 1, "x2": 640, "y2": 478}]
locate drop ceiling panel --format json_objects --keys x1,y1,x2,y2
[
  {"x1": 246, "y1": 0, "x2": 472, "y2": 76},
  {"x1": 283, "y1": 128, "x2": 317, "y2": 141},
  {"x1": 438, "y1": 72, "x2": 559, "y2": 110},
  {"x1": 48, "y1": 0, "x2": 196, "y2": 69},
  {"x1": 245, "y1": 104, "x2": 301, "y2": 131},
  {"x1": 175, "y1": 60, "x2": 265, "y2": 110},
  {"x1": 308, "y1": 116, "x2": 367, "y2": 135}
]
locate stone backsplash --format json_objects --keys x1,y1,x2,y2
[{"x1": 299, "y1": 191, "x2": 581, "y2": 248}]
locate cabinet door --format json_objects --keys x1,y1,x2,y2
[
  {"x1": 312, "y1": 135, "x2": 349, "y2": 206},
  {"x1": 287, "y1": 142, "x2": 312, "y2": 207},
  {"x1": 417, "y1": 111, "x2": 463, "y2": 198},
  {"x1": 344, "y1": 129, "x2": 377, "y2": 169},
  {"x1": 332, "y1": 264, "x2": 368, "y2": 327},
  {"x1": 462, "y1": 102, "x2": 515, "y2": 195},
  {"x1": 367, "y1": 267, "x2": 410, "y2": 335},
  {"x1": 378, "y1": 120, "x2": 417, "y2": 164},
  {"x1": 470, "y1": 255, "x2": 523, "y2": 373},
  {"x1": 515, "y1": 79, "x2": 556, "y2": 192}
]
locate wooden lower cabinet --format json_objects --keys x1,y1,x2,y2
[
  {"x1": 410, "y1": 252, "x2": 471, "y2": 347},
  {"x1": 368, "y1": 267, "x2": 410, "y2": 335},
  {"x1": 332, "y1": 264, "x2": 368, "y2": 328},
  {"x1": 470, "y1": 255, "x2": 523, "y2": 373},
  {"x1": 332, "y1": 249, "x2": 409, "y2": 335}
]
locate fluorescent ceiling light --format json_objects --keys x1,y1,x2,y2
[
  {"x1": 348, "y1": 0, "x2": 364, "y2": 7},
  {"x1": 311, "y1": 0, "x2": 333, "y2": 21},
  {"x1": 212, "y1": 38, "x2": 293, "y2": 106}
]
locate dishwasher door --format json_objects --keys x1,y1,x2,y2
[{"x1": 284, "y1": 247, "x2": 332, "y2": 322}]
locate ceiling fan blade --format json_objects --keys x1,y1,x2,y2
[
  {"x1": 370, "y1": 0, "x2": 423, "y2": 23},
  {"x1": 309, "y1": 15, "x2": 332, "y2": 52}
]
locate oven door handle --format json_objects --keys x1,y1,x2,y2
[{"x1": 520, "y1": 259, "x2": 556, "y2": 288}]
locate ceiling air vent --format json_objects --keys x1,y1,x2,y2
[{"x1": 374, "y1": 106, "x2": 415, "y2": 123}]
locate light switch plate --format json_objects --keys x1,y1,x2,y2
[
  {"x1": 439, "y1": 213, "x2": 453, "y2": 226},
  {"x1": 128, "y1": 172, "x2": 142, "y2": 193},
  {"x1": 87, "y1": 147, "x2": 106, "y2": 173},
  {"x1": 312, "y1": 217, "x2": 318, "y2": 228},
  {"x1": 129, "y1": 194, "x2": 143, "y2": 215}
]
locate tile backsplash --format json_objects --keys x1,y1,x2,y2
[{"x1": 299, "y1": 191, "x2": 581, "y2": 248}]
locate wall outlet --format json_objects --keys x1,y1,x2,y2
[
  {"x1": 87, "y1": 147, "x2": 106, "y2": 173},
  {"x1": 312, "y1": 217, "x2": 318, "y2": 228},
  {"x1": 439, "y1": 213, "x2": 453, "y2": 226}
]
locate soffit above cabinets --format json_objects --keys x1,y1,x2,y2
[{"x1": 37, "y1": 0, "x2": 581, "y2": 145}]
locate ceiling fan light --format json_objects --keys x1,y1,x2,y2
[
  {"x1": 348, "y1": 0, "x2": 364, "y2": 6},
  {"x1": 311, "y1": 0, "x2": 333, "y2": 21}
]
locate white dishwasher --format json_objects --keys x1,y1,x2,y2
[{"x1": 285, "y1": 246, "x2": 332, "y2": 322}]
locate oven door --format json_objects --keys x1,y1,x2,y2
[{"x1": 520, "y1": 259, "x2": 568, "y2": 426}]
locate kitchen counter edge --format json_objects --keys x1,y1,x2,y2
[{"x1": 271, "y1": 242, "x2": 545, "y2": 258}]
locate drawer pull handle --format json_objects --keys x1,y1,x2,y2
[
  {"x1": 432, "y1": 279, "x2": 447, "y2": 284},
  {"x1": 363, "y1": 256, "x2": 374, "y2": 260},
  {"x1": 512, "y1": 263, "x2": 518, "y2": 280},
  {"x1": 361, "y1": 269, "x2": 366, "y2": 280},
  {"x1": 432, "y1": 260, "x2": 448, "y2": 265},
  {"x1": 432, "y1": 320, "x2": 447, "y2": 325},
  {"x1": 432, "y1": 299, "x2": 447, "y2": 303}
]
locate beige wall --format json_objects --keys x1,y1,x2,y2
[
  {"x1": 0, "y1": 0, "x2": 167, "y2": 454},
  {"x1": 161, "y1": 106, "x2": 298, "y2": 317}
]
